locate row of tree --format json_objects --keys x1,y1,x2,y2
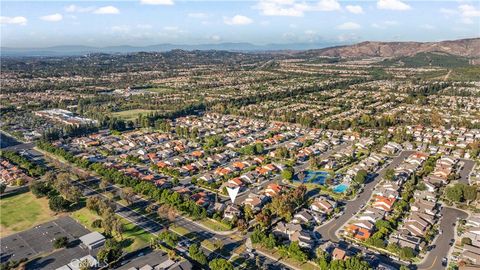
[
  {"x1": 36, "y1": 141, "x2": 208, "y2": 220},
  {"x1": 0, "y1": 150, "x2": 45, "y2": 177}
]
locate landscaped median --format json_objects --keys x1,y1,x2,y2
[
  {"x1": 198, "y1": 218, "x2": 233, "y2": 232},
  {"x1": 254, "y1": 245, "x2": 320, "y2": 270}
]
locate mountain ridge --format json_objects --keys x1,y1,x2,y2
[{"x1": 301, "y1": 38, "x2": 480, "y2": 58}]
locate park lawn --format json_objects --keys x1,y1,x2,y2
[
  {"x1": 111, "y1": 109, "x2": 159, "y2": 121},
  {"x1": 170, "y1": 225, "x2": 189, "y2": 236},
  {"x1": 120, "y1": 218, "x2": 151, "y2": 252},
  {"x1": 71, "y1": 208, "x2": 150, "y2": 252},
  {"x1": 0, "y1": 192, "x2": 56, "y2": 237},
  {"x1": 198, "y1": 218, "x2": 232, "y2": 232}
]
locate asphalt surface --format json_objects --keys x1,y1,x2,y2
[
  {"x1": 416, "y1": 207, "x2": 468, "y2": 270},
  {"x1": 0, "y1": 216, "x2": 92, "y2": 268},
  {"x1": 458, "y1": 159, "x2": 475, "y2": 185}
]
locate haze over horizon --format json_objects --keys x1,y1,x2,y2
[{"x1": 1, "y1": 0, "x2": 479, "y2": 49}]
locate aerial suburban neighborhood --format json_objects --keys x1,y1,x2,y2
[{"x1": 1, "y1": 1, "x2": 480, "y2": 269}]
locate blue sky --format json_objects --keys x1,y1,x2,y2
[{"x1": 1, "y1": 0, "x2": 479, "y2": 48}]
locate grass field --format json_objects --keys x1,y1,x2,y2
[
  {"x1": 170, "y1": 225, "x2": 189, "y2": 236},
  {"x1": 111, "y1": 109, "x2": 159, "y2": 121},
  {"x1": 0, "y1": 192, "x2": 56, "y2": 237},
  {"x1": 198, "y1": 218, "x2": 232, "y2": 232},
  {"x1": 71, "y1": 208, "x2": 151, "y2": 252}
]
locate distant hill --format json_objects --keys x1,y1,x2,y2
[
  {"x1": 0, "y1": 42, "x2": 341, "y2": 57},
  {"x1": 380, "y1": 52, "x2": 472, "y2": 68},
  {"x1": 300, "y1": 38, "x2": 480, "y2": 58}
]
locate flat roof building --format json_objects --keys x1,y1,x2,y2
[{"x1": 79, "y1": 231, "x2": 106, "y2": 250}]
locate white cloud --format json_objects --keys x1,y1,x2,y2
[
  {"x1": 440, "y1": 4, "x2": 480, "y2": 24},
  {"x1": 40, "y1": 13, "x2": 63, "y2": 22},
  {"x1": 315, "y1": 0, "x2": 341, "y2": 11},
  {"x1": 337, "y1": 22, "x2": 361, "y2": 30},
  {"x1": 420, "y1": 24, "x2": 435, "y2": 30},
  {"x1": 140, "y1": 0, "x2": 174, "y2": 5},
  {"x1": 188, "y1": 12, "x2": 208, "y2": 19},
  {"x1": 163, "y1": 26, "x2": 179, "y2": 31},
  {"x1": 136, "y1": 24, "x2": 152, "y2": 29},
  {"x1": 65, "y1": 5, "x2": 94, "y2": 13},
  {"x1": 440, "y1": 8, "x2": 457, "y2": 16},
  {"x1": 377, "y1": 0, "x2": 411, "y2": 11},
  {"x1": 0, "y1": 16, "x2": 27, "y2": 25},
  {"x1": 371, "y1": 20, "x2": 398, "y2": 29},
  {"x1": 111, "y1": 25, "x2": 130, "y2": 34},
  {"x1": 93, "y1": 6, "x2": 120, "y2": 15},
  {"x1": 224, "y1": 15, "x2": 253, "y2": 25},
  {"x1": 346, "y1": 5, "x2": 363, "y2": 14},
  {"x1": 337, "y1": 33, "x2": 360, "y2": 42},
  {"x1": 254, "y1": 0, "x2": 340, "y2": 17},
  {"x1": 459, "y1": 4, "x2": 480, "y2": 18},
  {"x1": 210, "y1": 35, "x2": 221, "y2": 41}
]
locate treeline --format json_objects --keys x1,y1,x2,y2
[
  {"x1": 0, "y1": 150, "x2": 45, "y2": 177},
  {"x1": 30, "y1": 172, "x2": 82, "y2": 212},
  {"x1": 42, "y1": 124, "x2": 100, "y2": 141},
  {"x1": 36, "y1": 141, "x2": 207, "y2": 220}
]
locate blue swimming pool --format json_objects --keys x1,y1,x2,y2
[
  {"x1": 332, "y1": 184, "x2": 349, "y2": 193},
  {"x1": 294, "y1": 170, "x2": 329, "y2": 185}
]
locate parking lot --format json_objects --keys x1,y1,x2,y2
[{"x1": 0, "y1": 216, "x2": 90, "y2": 263}]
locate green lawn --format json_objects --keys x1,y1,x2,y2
[
  {"x1": 201, "y1": 239, "x2": 216, "y2": 251},
  {"x1": 71, "y1": 208, "x2": 151, "y2": 252},
  {"x1": 198, "y1": 218, "x2": 232, "y2": 232},
  {"x1": 0, "y1": 192, "x2": 56, "y2": 237},
  {"x1": 170, "y1": 225, "x2": 189, "y2": 236},
  {"x1": 111, "y1": 109, "x2": 159, "y2": 121}
]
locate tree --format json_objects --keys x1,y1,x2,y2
[
  {"x1": 463, "y1": 185, "x2": 478, "y2": 203},
  {"x1": 16, "y1": 178, "x2": 26, "y2": 186},
  {"x1": 384, "y1": 168, "x2": 395, "y2": 181},
  {"x1": 281, "y1": 167, "x2": 294, "y2": 181},
  {"x1": 355, "y1": 170, "x2": 368, "y2": 184},
  {"x1": 213, "y1": 239, "x2": 224, "y2": 251},
  {"x1": 189, "y1": 243, "x2": 207, "y2": 265},
  {"x1": 99, "y1": 178, "x2": 111, "y2": 191},
  {"x1": 49, "y1": 195, "x2": 70, "y2": 212},
  {"x1": 30, "y1": 181, "x2": 52, "y2": 197},
  {"x1": 157, "y1": 231, "x2": 178, "y2": 248},
  {"x1": 121, "y1": 187, "x2": 135, "y2": 205},
  {"x1": 97, "y1": 239, "x2": 122, "y2": 265},
  {"x1": 462, "y1": 237, "x2": 472, "y2": 246},
  {"x1": 0, "y1": 183, "x2": 6, "y2": 194},
  {"x1": 78, "y1": 259, "x2": 92, "y2": 270},
  {"x1": 53, "y1": 236, "x2": 68, "y2": 249},
  {"x1": 209, "y1": 258, "x2": 234, "y2": 270}
]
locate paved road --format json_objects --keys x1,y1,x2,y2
[
  {"x1": 458, "y1": 159, "x2": 475, "y2": 185},
  {"x1": 316, "y1": 150, "x2": 415, "y2": 242},
  {"x1": 416, "y1": 207, "x2": 468, "y2": 270}
]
